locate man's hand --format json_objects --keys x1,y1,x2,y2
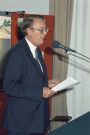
[
  {"x1": 43, "y1": 87, "x2": 57, "y2": 98},
  {"x1": 48, "y1": 79, "x2": 60, "y2": 89}
]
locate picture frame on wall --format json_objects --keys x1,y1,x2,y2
[{"x1": 0, "y1": 13, "x2": 11, "y2": 91}]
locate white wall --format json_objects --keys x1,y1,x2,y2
[{"x1": 0, "y1": 0, "x2": 49, "y2": 15}]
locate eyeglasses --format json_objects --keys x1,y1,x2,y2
[{"x1": 30, "y1": 27, "x2": 49, "y2": 34}]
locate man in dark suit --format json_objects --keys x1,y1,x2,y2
[{"x1": 2, "y1": 15, "x2": 59, "y2": 135}]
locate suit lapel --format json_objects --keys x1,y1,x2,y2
[{"x1": 22, "y1": 38, "x2": 44, "y2": 78}]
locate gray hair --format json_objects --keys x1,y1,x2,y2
[{"x1": 22, "y1": 15, "x2": 45, "y2": 36}]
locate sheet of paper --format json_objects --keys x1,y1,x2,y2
[{"x1": 51, "y1": 77, "x2": 80, "y2": 92}]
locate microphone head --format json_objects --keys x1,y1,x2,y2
[{"x1": 52, "y1": 40, "x2": 60, "y2": 48}]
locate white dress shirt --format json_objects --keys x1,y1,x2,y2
[{"x1": 25, "y1": 37, "x2": 36, "y2": 59}]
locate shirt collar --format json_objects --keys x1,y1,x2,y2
[{"x1": 25, "y1": 37, "x2": 37, "y2": 58}]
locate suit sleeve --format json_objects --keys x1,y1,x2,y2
[{"x1": 3, "y1": 49, "x2": 43, "y2": 102}]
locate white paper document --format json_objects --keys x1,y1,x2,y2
[{"x1": 51, "y1": 77, "x2": 80, "y2": 92}]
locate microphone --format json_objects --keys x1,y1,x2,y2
[
  {"x1": 52, "y1": 40, "x2": 90, "y2": 60},
  {"x1": 52, "y1": 40, "x2": 76, "y2": 53}
]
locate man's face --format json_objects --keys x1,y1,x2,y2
[{"x1": 27, "y1": 18, "x2": 48, "y2": 46}]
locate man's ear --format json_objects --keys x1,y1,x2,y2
[{"x1": 27, "y1": 28, "x2": 32, "y2": 36}]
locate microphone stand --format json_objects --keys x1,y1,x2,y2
[{"x1": 65, "y1": 48, "x2": 90, "y2": 60}]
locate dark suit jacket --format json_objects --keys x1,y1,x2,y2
[{"x1": 2, "y1": 38, "x2": 50, "y2": 133}]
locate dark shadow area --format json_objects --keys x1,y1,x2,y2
[
  {"x1": 18, "y1": 26, "x2": 24, "y2": 40},
  {"x1": 0, "y1": 79, "x2": 3, "y2": 90},
  {"x1": 44, "y1": 47, "x2": 53, "y2": 55},
  {"x1": 0, "y1": 52, "x2": 8, "y2": 91}
]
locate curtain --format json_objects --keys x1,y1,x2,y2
[
  {"x1": 49, "y1": 0, "x2": 74, "y2": 131},
  {"x1": 67, "y1": 0, "x2": 90, "y2": 120}
]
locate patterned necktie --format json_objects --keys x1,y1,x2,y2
[
  {"x1": 35, "y1": 48, "x2": 39, "y2": 63},
  {"x1": 35, "y1": 48, "x2": 43, "y2": 72}
]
